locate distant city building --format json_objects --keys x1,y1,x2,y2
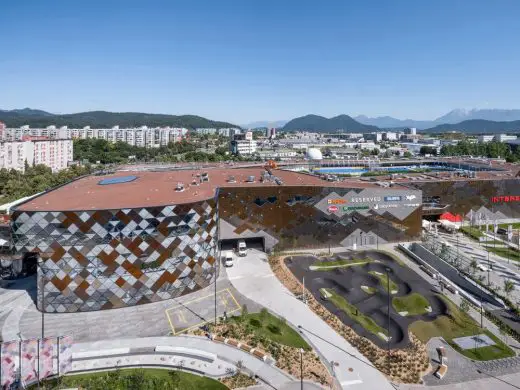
[
  {"x1": 218, "y1": 128, "x2": 241, "y2": 137},
  {"x1": 195, "y1": 128, "x2": 217, "y2": 135},
  {"x1": 0, "y1": 138, "x2": 73, "y2": 171},
  {"x1": 494, "y1": 134, "x2": 517, "y2": 142},
  {"x1": 265, "y1": 128, "x2": 276, "y2": 139},
  {"x1": 1, "y1": 125, "x2": 189, "y2": 148},
  {"x1": 382, "y1": 132, "x2": 398, "y2": 141},
  {"x1": 478, "y1": 135, "x2": 495, "y2": 143},
  {"x1": 230, "y1": 132, "x2": 257, "y2": 155},
  {"x1": 363, "y1": 132, "x2": 383, "y2": 142},
  {"x1": 404, "y1": 127, "x2": 417, "y2": 136},
  {"x1": 257, "y1": 148, "x2": 296, "y2": 161}
]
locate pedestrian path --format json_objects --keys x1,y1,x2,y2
[{"x1": 72, "y1": 335, "x2": 294, "y2": 389}]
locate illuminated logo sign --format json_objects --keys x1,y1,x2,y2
[
  {"x1": 405, "y1": 195, "x2": 417, "y2": 201},
  {"x1": 378, "y1": 204, "x2": 398, "y2": 209},
  {"x1": 328, "y1": 205, "x2": 339, "y2": 212},
  {"x1": 384, "y1": 196, "x2": 402, "y2": 202},
  {"x1": 404, "y1": 203, "x2": 420, "y2": 207},
  {"x1": 491, "y1": 196, "x2": 520, "y2": 203},
  {"x1": 343, "y1": 205, "x2": 369, "y2": 211},
  {"x1": 328, "y1": 199, "x2": 347, "y2": 205},
  {"x1": 351, "y1": 197, "x2": 381, "y2": 203}
]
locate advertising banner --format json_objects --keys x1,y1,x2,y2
[
  {"x1": 58, "y1": 335, "x2": 73, "y2": 375},
  {"x1": 39, "y1": 337, "x2": 55, "y2": 380},
  {"x1": 1, "y1": 340, "x2": 19, "y2": 388},
  {"x1": 20, "y1": 338, "x2": 38, "y2": 384}
]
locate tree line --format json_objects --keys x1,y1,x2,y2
[
  {"x1": 440, "y1": 140, "x2": 520, "y2": 161},
  {"x1": 0, "y1": 164, "x2": 92, "y2": 204},
  {"x1": 73, "y1": 138, "x2": 253, "y2": 164}
]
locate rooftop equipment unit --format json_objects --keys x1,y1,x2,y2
[
  {"x1": 175, "y1": 182, "x2": 185, "y2": 192},
  {"x1": 246, "y1": 175, "x2": 255, "y2": 183}
]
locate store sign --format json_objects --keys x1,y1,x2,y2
[
  {"x1": 328, "y1": 205, "x2": 339, "y2": 212},
  {"x1": 377, "y1": 204, "x2": 398, "y2": 209},
  {"x1": 404, "y1": 203, "x2": 420, "y2": 207},
  {"x1": 491, "y1": 196, "x2": 520, "y2": 203},
  {"x1": 351, "y1": 196, "x2": 382, "y2": 203},
  {"x1": 327, "y1": 199, "x2": 347, "y2": 205},
  {"x1": 384, "y1": 196, "x2": 402, "y2": 202},
  {"x1": 343, "y1": 205, "x2": 369, "y2": 211}
]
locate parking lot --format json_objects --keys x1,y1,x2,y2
[{"x1": 165, "y1": 288, "x2": 241, "y2": 335}]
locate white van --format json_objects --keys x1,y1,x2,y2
[
  {"x1": 237, "y1": 240, "x2": 247, "y2": 257},
  {"x1": 224, "y1": 251, "x2": 234, "y2": 267}
]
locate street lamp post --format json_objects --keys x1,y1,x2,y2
[
  {"x1": 300, "y1": 348, "x2": 304, "y2": 390},
  {"x1": 385, "y1": 267, "x2": 391, "y2": 375},
  {"x1": 37, "y1": 258, "x2": 45, "y2": 390}
]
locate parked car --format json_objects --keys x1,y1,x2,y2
[
  {"x1": 224, "y1": 251, "x2": 234, "y2": 267},
  {"x1": 237, "y1": 240, "x2": 247, "y2": 256}
]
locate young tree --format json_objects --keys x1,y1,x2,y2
[
  {"x1": 504, "y1": 279, "x2": 515, "y2": 300},
  {"x1": 459, "y1": 299, "x2": 470, "y2": 314}
]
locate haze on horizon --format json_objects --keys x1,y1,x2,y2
[{"x1": 1, "y1": 0, "x2": 520, "y2": 124}]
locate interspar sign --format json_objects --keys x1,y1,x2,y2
[
  {"x1": 491, "y1": 196, "x2": 520, "y2": 203},
  {"x1": 327, "y1": 199, "x2": 347, "y2": 205}
]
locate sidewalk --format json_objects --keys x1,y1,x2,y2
[{"x1": 72, "y1": 335, "x2": 294, "y2": 389}]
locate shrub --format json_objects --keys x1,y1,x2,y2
[
  {"x1": 267, "y1": 324, "x2": 282, "y2": 334},
  {"x1": 249, "y1": 318, "x2": 262, "y2": 328}
]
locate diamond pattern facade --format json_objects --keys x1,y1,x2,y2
[{"x1": 10, "y1": 200, "x2": 218, "y2": 313}]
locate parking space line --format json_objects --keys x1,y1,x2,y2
[{"x1": 164, "y1": 289, "x2": 242, "y2": 335}]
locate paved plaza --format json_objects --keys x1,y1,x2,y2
[
  {"x1": 0, "y1": 263, "x2": 260, "y2": 343},
  {"x1": 165, "y1": 288, "x2": 242, "y2": 335}
]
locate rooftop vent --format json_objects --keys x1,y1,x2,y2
[
  {"x1": 227, "y1": 175, "x2": 236, "y2": 183},
  {"x1": 246, "y1": 175, "x2": 255, "y2": 183},
  {"x1": 201, "y1": 172, "x2": 209, "y2": 182},
  {"x1": 175, "y1": 182, "x2": 185, "y2": 192}
]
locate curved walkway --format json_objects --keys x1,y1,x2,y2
[
  {"x1": 72, "y1": 335, "x2": 294, "y2": 389},
  {"x1": 226, "y1": 249, "x2": 394, "y2": 390}
]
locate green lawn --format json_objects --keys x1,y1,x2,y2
[
  {"x1": 32, "y1": 368, "x2": 227, "y2": 390},
  {"x1": 410, "y1": 296, "x2": 515, "y2": 361},
  {"x1": 369, "y1": 271, "x2": 399, "y2": 294},
  {"x1": 392, "y1": 293, "x2": 430, "y2": 316},
  {"x1": 372, "y1": 250, "x2": 406, "y2": 266},
  {"x1": 320, "y1": 288, "x2": 388, "y2": 339},
  {"x1": 361, "y1": 285, "x2": 377, "y2": 294},
  {"x1": 230, "y1": 312, "x2": 311, "y2": 350},
  {"x1": 483, "y1": 246, "x2": 520, "y2": 262},
  {"x1": 460, "y1": 226, "x2": 484, "y2": 240},
  {"x1": 311, "y1": 257, "x2": 372, "y2": 270},
  {"x1": 499, "y1": 223, "x2": 520, "y2": 229}
]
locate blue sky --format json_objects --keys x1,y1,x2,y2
[{"x1": 1, "y1": 0, "x2": 520, "y2": 124}]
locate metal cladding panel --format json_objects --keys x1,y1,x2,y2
[
  {"x1": 10, "y1": 200, "x2": 218, "y2": 313},
  {"x1": 218, "y1": 186, "x2": 422, "y2": 250}
]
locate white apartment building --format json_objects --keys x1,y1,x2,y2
[
  {"x1": 195, "y1": 128, "x2": 217, "y2": 135},
  {"x1": 1, "y1": 125, "x2": 190, "y2": 148},
  {"x1": 363, "y1": 132, "x2": 383, "y2": 142},
  {"x1": 382, "y1": 132, "x2": 398, "y2": 141},
  {"x1": 218, "y1": 128, "x2": 241, "y2": 137},
  {"x1": 257, "y1": 148, "x2": 296, "y2": 161},
  {"x1": 494, "y1": 134, "x2": 517, "y2": 142},
  {"x1": 231, "y1": 139, "x2": 257, "y2": 155},
  {"x1": 0, "y1": 139, "x2": 73, "y2": 172},
  {"x1": 477, "y1": 135, "x2": 494, "y2": 143}
]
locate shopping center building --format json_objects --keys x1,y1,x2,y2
[{"x1": 2, "y1": 164, "x2": 520, "y2": 313}]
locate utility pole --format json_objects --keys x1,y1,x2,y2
[{"x1": 300, "y1": 348, "x2": 304, "y2": 390}]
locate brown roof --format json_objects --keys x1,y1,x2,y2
[{"x1": 17, "y1": 168, "x2": 378, "y2": 211}]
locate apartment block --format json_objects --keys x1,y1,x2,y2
[{"x1": 0, "y1": 138, "x2": 73, "y2": 172}]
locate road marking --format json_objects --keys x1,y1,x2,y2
[{"x1": 165, "y1": 289, "x2": 242, "y2": 335}]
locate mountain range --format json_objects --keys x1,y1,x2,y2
[
  {"x1": 283, "y1": 114, "x2": 378, "y2": 132},
  {"x1": 0, "y1": 109, "x2": 239, "y2": 129},
  {"x1": 354, "y1": 109, "x2": 520, "y2": 129}
]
